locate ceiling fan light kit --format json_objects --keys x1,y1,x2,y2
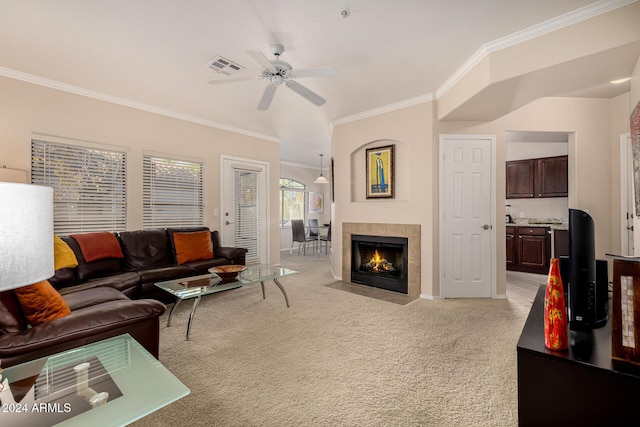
[{"x1": 208, "y1": 44, "x2": 336, "y2": 110}]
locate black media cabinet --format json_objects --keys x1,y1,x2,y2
[{"x1": 517, "y1": 285, "x2": 640, "y2": 426}]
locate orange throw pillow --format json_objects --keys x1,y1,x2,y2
[
  {"x1": 174, "y1": 231, "x2": 214, "y2": 264},
  {"x1": 14, "y1": 280, "x2": 72, "y2": 326}
]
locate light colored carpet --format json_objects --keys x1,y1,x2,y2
[{"x1": 132, "y1": 254, "x2": 541, "y2": 427}]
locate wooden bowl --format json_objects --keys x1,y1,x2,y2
[{"x1": 209, "y1": 265, "x2": 246, "y2": 281}]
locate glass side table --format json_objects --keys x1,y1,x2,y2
[{"x1": 0, "y1": 334, "x2": 189, "y2": 427}]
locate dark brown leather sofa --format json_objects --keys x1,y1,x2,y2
[
  {"x1": 50, "y1": 227, "x2": 247, "y2": 302},
  {"x1": 0, "y1": 227, "x2": 247, "y2": 367}
]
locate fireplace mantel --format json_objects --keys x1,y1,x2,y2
[{"x1": 342, "y1": 222, "x2": 421, "y2": 297}]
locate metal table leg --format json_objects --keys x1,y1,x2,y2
[
  {"x1": 260, "y1": 279, "x2": 290, "y2": 308},
  {"x1": 273, "y1": 278, "x2": 290, "y2": 308},
  {"x1": 167, "y1": 298, "x2": 183, "y2": 327},
  {"x1": 186, "y1": 296, "x2": 201, "y2": 341}
]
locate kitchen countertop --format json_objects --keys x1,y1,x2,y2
[{"x1": 507, "y1": 218, "x2": 568, "y2": 230}]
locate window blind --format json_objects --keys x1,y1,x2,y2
[
  {"x1": 143, "y1": 154, "x2": 203, "y2": 228},
  {"x1": 31, "y1": 139, "x2": 126, "y2": 235},
  {"x1": 234, "y1": 168, "x2": 264, "y2": 264}
]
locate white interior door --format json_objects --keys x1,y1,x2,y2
[
  {"x1": 621, "y1": 132, "x2": 634, "y2": 255},
  {"x1": 222, "y1": 157, "x2": 268, "y2": 265},
  {"x1": 440, "y1": 135, "x2": 494, "y2": 298}
]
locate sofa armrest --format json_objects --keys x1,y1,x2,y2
[
  {"x1": 215, "y1": 246, "x2": 248, "y2": 264},
  {"x1": 0, "y1": 299, "x2": 165, "y2": 366}
]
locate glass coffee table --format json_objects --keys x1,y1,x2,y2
[
  {"x1": 155, "y1": 264, "x2": 297, "y2": 340},
  {"x1": 0, "y1": 334, "x2": 189, "y2": 427}
]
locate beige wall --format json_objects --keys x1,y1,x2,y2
[
  {"x1": 439, "y1": 97, "x2": 618, "y2": 295},
  {"x1": 0, "y1": 76, "x2": 282, "y2": 264},
  {"x1": 332, "y1": 95, "x2": 628, "y2": 298},
  {"x1": 331, "y1": 102, "x2": 435, "y2": 296}
]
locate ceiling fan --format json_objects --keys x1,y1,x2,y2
[{"x1": 208, "y1": 44, "x2": 337, "y2": 110}]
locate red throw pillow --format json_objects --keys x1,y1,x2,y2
[
  {"x1": 14, "y1": 280, "x2": 71, "y2": 326},
  {"x1": 70, "y1": 232, "x2": 124, "y2": 263},
  {"x1": 173, "y1": 231, "x2": 214, "y2": 264}
]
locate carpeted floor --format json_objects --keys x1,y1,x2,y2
[{"x1": 132, "y1": 253, "x2": 541, "y2": 427}]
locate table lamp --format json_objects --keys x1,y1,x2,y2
[{"x1": 0, "y1": 182, "x2": 54, "y2": 391}]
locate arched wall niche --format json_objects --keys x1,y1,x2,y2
[{"x1": 349, "y1": 139, "x2": 409, "y2": 203}]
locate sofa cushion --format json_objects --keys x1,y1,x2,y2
[
  {"x1": 62, "y1": 287, "x2": 129, "y2": 311},
  {"x1": 54, "y1": 235, "x2": 78, "y2": 270},
  {"x1": 0, "y1": 291, "x2": 27, "y2": 333},
  {"x1": 173, "y1": 230, "x2": 214, "y2": 264},
  {"x1": 70, "y1": 232, "x2": 124, "y2": 263},
  {"x1": 118, "y1": 229, "x2": 172, "y2": 270},
  {"x1": 57, "y1": 272, "x2": 141, "y2": 298},
  {"x1": 136, "y1": 265, "x2": 193, "y2": 284},
  {"x1": 63, "y1": 236, "x2": 124, "y2": 281},
  {"x1": 13, "y1": 280, "x2": 72, "y2": 326},
  {"x1": 184, "y1": 257, "x2": 230, "y2": 274}
]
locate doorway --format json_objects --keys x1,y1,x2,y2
[
  {"x1": 621, "y1": 132, "x2": 634, "y2": 255},
  {"x1": 439, "y1": 134, "x2": 495, "y2": 298},
  {"x1": 221, "y1": 156, "x2": 269, "y2": 264}
]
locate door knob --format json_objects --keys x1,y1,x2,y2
[
  {"x1": 225, "y1": 220, "x2": 234, "y2": 225},
  {"x1": 481, "y1": 224, "x2": 492, "y2": 230}
]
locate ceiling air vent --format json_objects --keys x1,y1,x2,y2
[{"x1": 205, "y1": 56, "x2": 244, "y2": 75}]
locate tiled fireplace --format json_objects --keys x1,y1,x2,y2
[
  {"x1": 342, "y1": 223, "x2": 421, "y2": 297},
  {"x1": 351, "y1": 234, "x2": 408, "y2": 293}
]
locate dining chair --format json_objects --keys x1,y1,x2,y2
[
  {"x1": 291, "y1": 219, "x2": 317, "y2": 255},
  {"x1": 319, "y1": 222, "x2": 331, "y2": 254},
  {"x1": 307, "y1": 218, "x2": 321, "y2": 254},
  {"x1": 291, "y1": 219, "x2": 307, "y2": 255}
]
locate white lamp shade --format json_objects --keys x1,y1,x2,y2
[
  {"x1": 0, "y1": 183, "x2": 54, "y2": 290},
  {"x1": 314, "y1": 175, "x2": 329, "y2": 184}
]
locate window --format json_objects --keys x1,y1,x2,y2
[
  {"x1": 31, "y1": 139, "x2": 126, "y2": 235},
  {"x1": 279, "y1": 178, "x2": 305, "y2": 227},
  {"x1": 143, "y1": 154, "x2": 203, "y2": 228}
]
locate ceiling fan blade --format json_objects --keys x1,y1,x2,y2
[
  {"x1": 285, "y1": 80, "x2": 326, "y2": 106},
  {"x1": 288, "y1": 66, "x2": 337, "y2": 78},
  {"x1": 258, "y1": 82, "x2": 279, "y2": 110},
  {"x1": 208, "y1": 74, "x2": 259, "y2": 84},
  {"x1": 245, "y1": 50, "x2": 276, "y2": 72}
]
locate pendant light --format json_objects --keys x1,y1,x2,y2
[{"x1": 314, "y1": 154, "x2": 329, "y2": 184}]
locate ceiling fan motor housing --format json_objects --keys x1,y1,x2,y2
[{"x1": 270, "y1": 44, "x2": 285, "y2": 57}]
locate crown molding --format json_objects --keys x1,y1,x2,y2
[
  {"x1": 436, "y1": 0, "x2": 636, "y2": 99},
  {"x1": 331, "y1": 93, "x2": 435, "y2": 128},
  {"x1": 280, "y1": 160, "x2": 318, "y2": 170},
  {"x1": 0, "y1": 66, "x2": 281, "y2": 144}
]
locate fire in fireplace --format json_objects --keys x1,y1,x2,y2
[{"x1": 351, "y1": 234, "x2": 408, "y2": 293}]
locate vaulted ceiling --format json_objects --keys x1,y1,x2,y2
[{"x1": 0, "y1": 0, "x2": 637, "y2": 167}]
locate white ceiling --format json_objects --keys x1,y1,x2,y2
[{"x1": 0, "y1": 0, "x2": 632, "y2": 167}]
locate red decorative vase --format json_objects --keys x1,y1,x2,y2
[{"x1": 544, "y1": 258, "x2": 568, "y2": 350}]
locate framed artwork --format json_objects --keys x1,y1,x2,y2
[
  {"x1": 330, "y1": 157, "x2": 335, "y2": 203},
  {"x1": 366, "y1": 144, "x2": 394, "y2": 199},
  {"x1": 309, "y1": 191, "x2": 324, "y2": 213}
]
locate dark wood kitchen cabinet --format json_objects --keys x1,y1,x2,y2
[
  {"x1": 506, "y1": 159, "x2": 535, "y2": 198},
  {"x1": 506, "y1": 226, "x2": 516, "y2": 267},
  {"x1": 506, "y1": 155, "x2": 568, "y2": 199},
  {"x1": 506, "y1": 226, "x2": 551, "y2": 274}
]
